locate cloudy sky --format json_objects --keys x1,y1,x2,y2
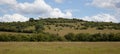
[{"x1": 0, "y1": 0, "x2": 120, "y2": 23}]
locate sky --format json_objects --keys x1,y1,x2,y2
[{"x1": 0, "y1": 0, "x2": 120, "y2": 23}]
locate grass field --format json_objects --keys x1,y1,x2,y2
[{"x1": 0, "y1": 42, "x2": 120, "y2": 54}]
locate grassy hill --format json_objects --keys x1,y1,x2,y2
[{"x1": 0, "y1": 18, "x2": 120, "y2": 36}]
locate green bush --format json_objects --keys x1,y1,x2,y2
[
  {"x1": 0, "y1": 33, "x2": 120, "y2": 42},
  {"x1": 64, "y1": 33, "x2": 120, "y2": 41},
  {"x1": 64, "y1": 33, "x2": 76, "y2": 41}
]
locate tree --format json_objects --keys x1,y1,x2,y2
[
  {"x1": 35, "y1": 21, "x2": 44, "y2": 33},
  {"x1": 75, "y1": 33, "x2": 89, "y2": 41},
  {"x1": 29, "y1": 18, "x2": 35, "y2": 22},
  {"x1": 96, "y1": 26, "x2": 105, "y2": 30},
  {"x1": 64, "y1": 33, "x2": 75, "y2": 41}
]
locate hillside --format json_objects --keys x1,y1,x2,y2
[
  {"x1": 0, "y1": 18, "x2": 120, "y2": 41},
  {"x1": 43, "y1": 18, "x2": 120, "y2": 36},
  {"x1": 0, "y1": 18, "x2": 120, "y2": 36}
]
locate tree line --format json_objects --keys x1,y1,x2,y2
[
  {"x1": 0, "y1": 33, "x2": 120, "y2": 42},
  {"x1": 64, "y1": 33, "x2": 120, "y2": 41}
]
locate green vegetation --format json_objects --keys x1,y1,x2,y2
[
  {"x1": 0, "y1": 21, "x2": 35, "y2": 33},
  {"x1": 0, "y1": 18, "x2": 120, "y2": 42},
  {"x1": 35, "y1": 21, "x2": 44, "y2": 33},
  {"x1": 0, "y1": 18, "x2": 120, "y2": 54},
  {"x1": 43, "y1": 18, "x2": 120, "y2": 36},
  {"x1": 0, "y1": 33, "x2": 63, "y2": 42},
  {"x1": 65, "y1": 33, "x2": 120, "y2": 41},
  {"x1": 0, "y1": 18, "x2": 119, "y2": 34},
  {"x1": 0, "y1": 33, "x2": 120, "y2": 41}
]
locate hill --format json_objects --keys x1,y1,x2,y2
[
  {"x1": 0, "y1": 18, "x2": 120, "y2": 42},
  {"x1": 0, "y1": 18, "x2": 120, "y2": 36}
]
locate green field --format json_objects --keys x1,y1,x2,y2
[{"x1": 0, "y1": 42, "x2": 120, "y2": 54}]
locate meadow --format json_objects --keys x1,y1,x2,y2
[{"x1": 0, "y1": 42, "x2": 120, "y2": 54}]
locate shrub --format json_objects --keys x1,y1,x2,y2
[
  {"x1": 96, "y1": 26, "x2": 105, "y2": 30},
  {"x1": 64, "y1": 33, "x2": 75, "y2": 41},
  {"x1": 75, "y1": 33, "x2": 90, "y2": 41}
]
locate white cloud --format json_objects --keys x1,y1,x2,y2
[
  {"x1": 0, "y1": 0, "x2": 72, "y2": 22},
  {"x1": 15, "y1": 0, "x2": 72, "y2": 18},
  {"x1": 82, "y1": 14, "x2": 119, "y2": 23},
  {"x1": 86, "y1": 0, "x2": 120, "y2": 22},
  {"x1": 54, "y1": 0, "x2": 64, "y2": 3},
  {"x1": 0, "y1": 14, "x2": 29, "y2": 22},
  {"x1": 14, "y1": 0, "x2": 52, "y2": 14},
  {"x1": 89, "y1": 0, "x2": 120, "y2": 9},
  {"x1": 0, "y1": 0, "x2": 17, "y2": 5},
  {"x1": 44, "y1": 8, "x2": 72, "y2": 18}
]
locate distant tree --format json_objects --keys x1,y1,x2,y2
[
  {"x1": 29, "y1": 18, "x2": 35, "y2": 22},
  {"x1": 64, "y1": 33, "x2": 75, "y2": 41},
  {"x1": 96, "y1": 26, "x2": 105, "y2": 30},
  {"x1": 75, "y1": 33, "x2": 89, "y2": 41},
  {"x1": 35, "y1": 21, "x2": 44, "y2": 33}
]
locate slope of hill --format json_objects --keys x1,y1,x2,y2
[
  {"x1": 0, "y1": 18, "x2": 120, "y2": 36},
  {"x1": 0, "y1": 18, "x2": 120, "y2": 41}
]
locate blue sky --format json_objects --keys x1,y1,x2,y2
[
  {"x1": 0, "y1": 0, "x2": 120, "y2": 22},
  {"x1": 46, "y1": 0, "x2": 110, "y2": 17}
]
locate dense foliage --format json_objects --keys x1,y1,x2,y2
[
  {"x1": 0, "y1": 33, "x2": 120, "y2": 42},
  {"x1": 65, "y1": 33, "x2": 120, "y2": 41},
  {"x1": 0, "y1": 33, "x2": 64, "y2": 42},
  {"x1": 0, "y1": 21, "x2": 35, "y2": 33},
  {"x1": 82, "y1": 22, "x2": 120, "y2": 30}
]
